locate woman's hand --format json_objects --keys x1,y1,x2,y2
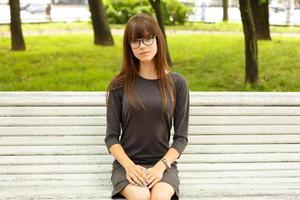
[
  {"x1": 145, "y1": 161, "x2": 166, "y2": 189},
  {"x1": 125, "y1": 164, "x2": 148, "y2": 187}
]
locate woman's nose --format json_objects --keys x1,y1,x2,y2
[{"x1": 139, "y1": 41, "x2": 147, "y2": 48}]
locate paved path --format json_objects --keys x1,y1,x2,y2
[{"x1": 1, "y1": 28, "x2": 300, "y2": 37}]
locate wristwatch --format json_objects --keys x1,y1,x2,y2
[{"x1": 161, "y1": 158, "x2": 171, "y2": 170}]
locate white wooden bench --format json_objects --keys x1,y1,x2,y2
[{"x1": 0, "y1": 92, "x2": 300, "y2": 200}]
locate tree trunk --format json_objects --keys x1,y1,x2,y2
[
  {"x1": 9, "y1": 0, "x2": 25, "y2": 51},
  {"x1": 222, "y1": 0, "x2": 228, "y2": 21},
  {"x1": 148, "y1": 0, "x2": 172, "y2": 67},
  {"x1": 88, "y1": 0, "x2": 114, "y2": 46},
  {"x1": 250, "y1": 0, "x2": 271, "y2": 40},
  {"x1": 239, "y1": 0, "x2": 259, "y2": 86}
]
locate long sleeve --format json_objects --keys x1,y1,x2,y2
[
  {"x1": 105, "y1": 88, "x2": 122, "y2": 153},
  {"x1": 171, "y1": 77, "x2": 190, "y2": 157}
]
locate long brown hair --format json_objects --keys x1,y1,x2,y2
[{"x1": 106, "y1": 13, "x2": 175, "y2": 116}]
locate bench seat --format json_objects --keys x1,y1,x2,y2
[{"x1": 0, "y1": 92, "x2": 300, "y2": 199}]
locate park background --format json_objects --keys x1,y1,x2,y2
[{"x1": 0, "y1": 0, "x2": 299, "y2": 91}]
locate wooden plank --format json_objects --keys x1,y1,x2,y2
[
  {"x1": 189, "y1": 106, "x2": 300, "y2": 116},
  {"x1": 1, "y1": 174, "x2": 299, "y2": 184},
  {"x1": 2, "y1": 144, "x2": 300, "y2": 155},
  {"x1": 185, "y1": 135, "x2": 300, "y2": 144},
  {"x1": 10, "y1": 183, "x2": 300, "y2": 190},
  {"x1": 0, "y1": 181, "x2": 299, "y2": 190},
  {"x1": 0, "y1": 194, "x2": 298, "y2": 200},
  {"x1": 0, "y1": 185, "x2": 299, "y2": 197},
  {"x1": 0, "y1": 107, "x2": 105, "y2": 116},
  {"x1": 0, "y1": 146, "x2": 107, "y2": 155},
  {"x1": 1, "y1": 163, "x2": 300, "y2": 174},
  {"x1": 1, "y1": 153, "x2": 300, "y2": 164},
  {"x1": 180, "y1": 153, "x2": 300, "y2": 163},
  {"x1": 0, "y1": 165, "x2": 300, "y2": 178},
  {"x1": 189, "y1": 116, "x2": 300, "y2": 125},
  {"x1": 1, "y1": 116, "x2": 300, "y2": 126},
  {"x1": 187, "y1": 125, "x2": 300, "y2": 135},
  {"x1": 178, "y1": 170, "x2": 300, "y2": 178},
  {"x1": 0, "y1": 117, "x2": 104, "y2": 126},
  {"x1": 1, "y1": 92, "x2": 300, "y2": 106},
  {"x1": 190, "y1": 92, "x2": 300, "y2": 106},
  {"x1": 0, "y1": 96, "x2": 104, "y2": 106},
  {"x1": 0, "y1": 92, "x2": 101, "y2": 97},
  {"x1": 0, "y1": 126, "x2": 104, "y2": 136},
  {"x1": 1, "y1": 106, "x2": 300, "y2": 117},
  {"x1": 184, "y1": 144, "x2": 300, "y2": 153},
  {"x1": 0, "y1": 136, "x2": 103, "y2": 145},
  {"x1": 2, "y1": 135, "x2": 300, "y2": 145},
  {"x1": 1, "y1": 125, "x2": 300, "y2": 136}
]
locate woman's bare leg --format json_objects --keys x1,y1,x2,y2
[
  {"x1": 150, "y1": 182, "x2": 175, "y2": 200},
  {"x1": 120, "y1": 184, "x2": 151, "y2": 200}
]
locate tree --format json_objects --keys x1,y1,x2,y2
[
  {"x1": 250, "y1": 0, "x2": 271, "y2": 40},
  {"x1": 88, "y1": 0, "x2": 114, "y2": 46},
  {"x1": 148, "y1": 0, "x2": 172, "y2": 66},
  {"x1": 9, "y1": 0, "x2": 25, "y2": 51},
  {"x1": 222, "y1": 0, "x2": 228, "y2": 21},
  {"x1": 239, "y1": 0, "x2": 259, "y2": 86}
]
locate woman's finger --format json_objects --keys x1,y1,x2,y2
[
  {"x1": 131, "y1": 175, "x2": 143, "y2": 186},
  {"x1": 147, "y1": 178, "x2": 159, "y2": 189},
  {"x1": 146, "y1": 173, "x2": 151, "y2": 181},
  {"x1": 126, "y1": 175, "x2": 136, "y2": 186},
  {"x1": 146, "y1": 176, "x2": 155, "y2": 185},
  {"x1": 136, "y1": 167, "x2": 147, "y2": 181},
  {"x1": 136, "y1": 174, "x2": 147, "y2": 186}
]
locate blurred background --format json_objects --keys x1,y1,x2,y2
[{"x1": 1, "y1": 0, "x2": 300, "y2": 25}]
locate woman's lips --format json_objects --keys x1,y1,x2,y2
[{"x1": 140, "y1": 51, "x2": 150, "y2": 55}]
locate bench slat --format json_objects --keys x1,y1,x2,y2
[
  {"x1": 1, "y1": 174, "x2": 299, "y2": 184},
  {"x1": 1, "y1": 163, "x2": 300, "y2": 174},
  {"x1": 2, "y1": 144, "x2": 300, "y2": 155},
  {"x1": 0, "y1": 186, "x2": 299, "y2": 198},
  {"x1": 0, "y1": 182, "x2": 299, "y2": 190},
  {"x1": 1, "y1": 153, "x2": 300, "y2": 164},
  {"x1": 2, "y1": 135, "x2": 300, "y2": 145},
  {"x1": 1, "y1": 125, "x2": 300, "y2": 136},
  {"x1": 1, "y1": 106, "x2": 300, "y2": 116},
  {"x1": 1, "y1": 116, "x2": 300, "y2": 126},
  {"x1": 1, "y1": 92, "x2": 300, "y2": 106}
]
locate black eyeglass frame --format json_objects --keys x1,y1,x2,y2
[{"x1": 129, "y1": 35, "x2": 156, "y2": 49}]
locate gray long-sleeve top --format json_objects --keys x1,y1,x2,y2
[{"x1": 105, "y1": 72, "x2": 190, "y2": 165}]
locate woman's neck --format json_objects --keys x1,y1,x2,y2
[{"x1": 139, "y1": 61, "x2": 157, "y2": 79}]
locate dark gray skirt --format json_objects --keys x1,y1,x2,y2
[{"x1": 111, "y1": 162, "x2": 179, "y2": 199}]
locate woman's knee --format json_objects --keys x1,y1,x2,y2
[
  {"x1": 151, "y1": 192, "x2": 171, "y2": 200},
  {"x1": 151, "y1": 182, "x2": 175, "y2": 200},
  {"x1": 121, "y1": 184, "x2": 151, "y2": 200}
]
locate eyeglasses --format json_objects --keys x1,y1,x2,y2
[{"x1": 130, "y1": 35, "x2": 156, "y2": 49}]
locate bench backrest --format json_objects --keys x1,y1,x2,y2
[{"x1": 0, "y1": 92, "x2": 300, "y2": 199}]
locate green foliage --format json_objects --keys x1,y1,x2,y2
[
  {"x1": 162, "y1": 0, "x2": 192, "y2": 25},
  {"x1": 104, "y1": 0, "x2": 152, "y2": 24},
  {"x1": 103, "y1": 0, "x2": 191, "y2": 25}
]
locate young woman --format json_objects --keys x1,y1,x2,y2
[{"x1": 105, "y1": 13, "x2": 190, "y2": 200}]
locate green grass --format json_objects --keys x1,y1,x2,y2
[
  {"x1": 1, "y1": 21, "x2": 300, "y2": 34},
  {"x1": 168, "y1": 21, "x2": 300, "y2": 34},
  {"x1": 0, "y1": 34, "x2": 299, "y2": 91}
]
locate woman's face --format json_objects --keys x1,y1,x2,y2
[{"x1": 130, "y1": 34, "x2": 157, "y2": 63}]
